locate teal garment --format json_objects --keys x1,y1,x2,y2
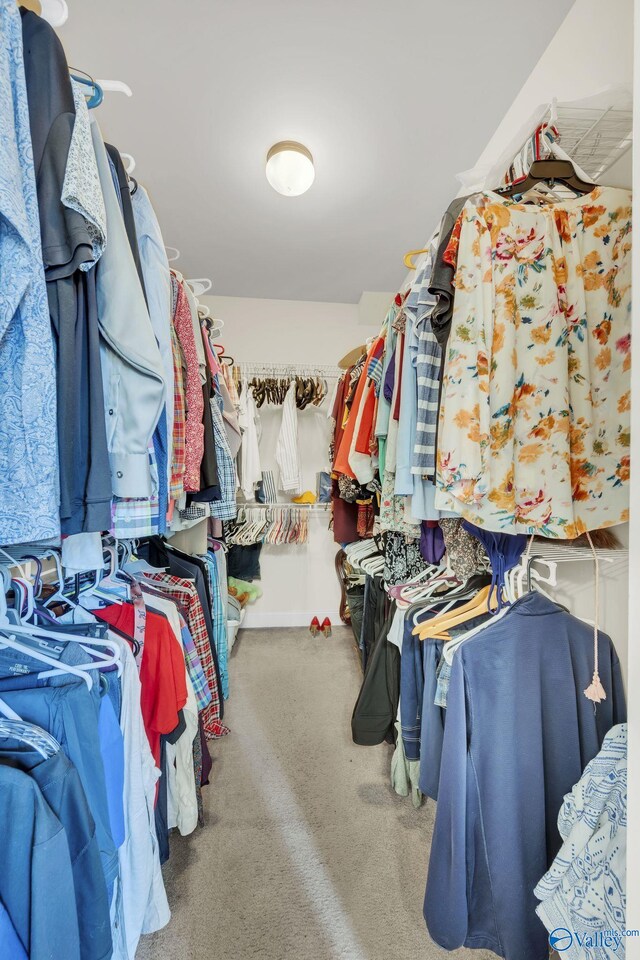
[
  {"x1": 200, "y1": 551, "x2": 229, "y2": 700},
  {"x1": 0, "y1": 764, "x2": 80, "y2": 960}
]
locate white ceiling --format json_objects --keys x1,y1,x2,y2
[{"x1": 59, "y1": 0, "x2": 575, "y2": 303}]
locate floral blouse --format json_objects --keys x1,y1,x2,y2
[{"x1": 435, "y1": 186, "x2": 632, "y2": 538}]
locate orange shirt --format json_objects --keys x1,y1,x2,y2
[{"x1": 334, "y1": 339, "x2": 380, "y2": 477}]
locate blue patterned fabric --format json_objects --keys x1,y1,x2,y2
[
  {"x1": 209, "y1": 387, "x2": 237, "y2": 522},
  {"x1": 199, "y1": 551, "x2": 229, "y2": 700},
  {"x1": 535, "y1": 724, "x2": 627, "y2": 959},
  {"x1": 412, "y1": 241, "x2": 442, "y2": 477},
  {"x1": 0, "y1": 0, "x2": 60, "y2": 545}
]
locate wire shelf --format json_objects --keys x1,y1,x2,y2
[
  {"x1": 501, "y1": 100, "x2": 632, "y2": 189},
  {"x1": 551, "y1": 105, "x2": 632, "y2": 180},
  {"x1": 527, "y1": 541, "x2": 628, "y2": 567}
]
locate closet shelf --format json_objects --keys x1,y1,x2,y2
[
  {"x1": 510, "y1": 102, "x2": 632, "y2": 183},
  {"x1": 527, "y1": 541, "x2": 628, "y2": 566}
]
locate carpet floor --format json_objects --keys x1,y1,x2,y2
[{"x1": 136, "y1": 626, "x2": 494, "y2": 960}]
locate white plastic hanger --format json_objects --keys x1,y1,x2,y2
[
  {"x1": 39, "y1": 0, "x2": 68, "y2": 27},
  {"x1": 120, "y1": 152, "x2": 136, "y2": 174},
  {"x1": 165, "y1": 246, "x2": 180, "y2": 262},
  {"x1": 0, "y1": 627, "x2": 93, "y2": 690},
  {"x1": 96, "y1": 79, "x2": 133, "y2": 98},
  {"x1": 186, "y1": 278, "x2": 212, "y2": 296},
  {"x1": 0, "y1": 697, "x2": 61, "y2": 759}
]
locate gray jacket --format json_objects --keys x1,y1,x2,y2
[{"x1": 91, "y1": 120, "x2": 166, "y2": 498}]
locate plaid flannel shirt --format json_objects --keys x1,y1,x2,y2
[
  {"x1": 112, "y1": 443, "x2": 161, "y2": 537},
  {"x1": 144, "y1": 572, "x2": 229, "y2": 739},
  {"x1": 209, "y1": 391, "x2": 238, "y2": 522},
  {"x1": 179, "y1": 616, "x2": 212, "y2": 712}
]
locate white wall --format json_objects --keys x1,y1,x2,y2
[
  {"x1": 201, "y1": 294, "x2": 382, "y2": 364},
  {"x1": 202, "y1": 294, "x2": 382, "y2": 627},
  {"x1": 627, "y1": 0, "x2": 639, "y2": 949}
]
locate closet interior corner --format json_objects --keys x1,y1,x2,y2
[{"x1": 0, "y1": 0, "x2": 638, "y2": 958}]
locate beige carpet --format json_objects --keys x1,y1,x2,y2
[{"x1": 137, "y1": 626, "x2": 494, "y2": 960}]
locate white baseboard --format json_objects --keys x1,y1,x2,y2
[{"x1": 240, "y1": 609, "x2": 340, "y2": 629}]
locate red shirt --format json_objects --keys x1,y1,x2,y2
[{"x1": 94, "y1": 603, "x2": 188, "y2": 767}]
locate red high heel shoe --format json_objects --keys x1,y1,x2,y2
[
  {"x1": 309, "y1": 616, "x2": 320, "y2": 637},
  {"x1": 321, "y1": 617, "x2": 332, "y2": 637}
]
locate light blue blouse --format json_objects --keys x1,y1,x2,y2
[{"x1": 0, "y1": 0, "x2": 60, "y2": 545}]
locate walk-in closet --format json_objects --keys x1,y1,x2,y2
[{"x1": 1, "y1": 1, "x2": 639, "y2": 959}]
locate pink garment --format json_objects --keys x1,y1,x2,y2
[
  {"x1": 201, "y1": 321, "x2": 222, "y2": 377},
  {"x1": 172, "y1": 275, "x2": 204, "y2": 491}
]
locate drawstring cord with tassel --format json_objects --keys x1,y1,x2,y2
[{"x1": 583, "y1": 530, "x2": 606, "y2": 706}]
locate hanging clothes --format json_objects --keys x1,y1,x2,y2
[
  {"x1": 534, "y1": 723, "x2": 627, "y2": 959},
  {"x1": 0, "y1": 1, "x2": 60, "y2": 545},
  {"x1": 238, "y1": 383, "x2": 262, "y2": 500},
  {"x1": 424, "y1": 591, "x2": 626, "y2": 960},
  {"x1": 276, "y1": 379, "x2": 303, "y2": 493},
  {"x1": 92, "y1": 119, "x2": 166, "y2": 498},
  {"x1": 171, "y1": 274, "x2": 205, "y2": 492},
  {"x1": 0, "y1": 764, "x2": 82, "y2": 960},
  {"x1": 435, "y1": 188, "x2": 632, "y2": 537},
  {"x1": 131, "y1": 183, "x2": 175, "y2": 484}
]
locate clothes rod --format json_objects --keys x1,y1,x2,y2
[
  {"x1": 236, "y1": 362, "x2": 342, "y2": 376},
  {"x1": 237, "y1": 502, "x2": 330, "y2": 509}
]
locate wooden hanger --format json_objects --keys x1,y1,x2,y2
[
  {"x1": 413, "y1": 584, "x2": 498, "y2": 640},
  {"x1": 338, "y1": 345, "x2": 366, "y2": 370}
]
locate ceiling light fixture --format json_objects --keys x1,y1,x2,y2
[{"x1": 266, "y1": 141, "x2": 315, "y2": 197}]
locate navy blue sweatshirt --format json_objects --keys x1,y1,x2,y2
[{"x1": 424, "y1": 591, "x2": 626, "y2": 960}]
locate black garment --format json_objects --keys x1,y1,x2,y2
[
  {"x1": 227, "y1": 543, "x2": 262, "y2": 581},
  {"x1": 104, "y1": 143, "x2": 147, "y2": 306},
  {"x1": 141, "y1": 539, "x2": 224, "y2": 719},
  {"x1": 346, "y1": 583, "x2": 365, "y2": 650},
  {"x1": 49, "y1": 270, "x2": 111, "y2": 534},
  {"x1": 155, "y1": 738, "x2": 170, "y2": 865},
  {"x1": 21, "y1": 9, "x2": 111, "y2": 535},
  {"x1": 20, "y1": 10, "x2": 91, "y2": 279},
  {"x1": 190, "y1": 381, "x2": 220, "y2": 501},
  {"x1": 199, "y1": 719, "x2": 212, "y2": 787},
  {"x1": 428, "y1": 195, "x2": 470, "y2": 349},
  {"x1": 360, "y1": 573, "x2": 387, "y2": 671},
  {"x1": 351, "y1": 602, "x2": 399, "y2": 747},
  {"x1": 383, "y1": 531, "x2": 427, "y2": 586},
  {"x1": 427, "y1": 194, "x2": 471, "y2": 463}
]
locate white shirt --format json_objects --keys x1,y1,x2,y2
[
  {"x1": 166, "y1": 671, "x2": 199, "y2": 836},
  {"x1": 238, "y1": 383, "x2": 262, "y2": 499},
  {"x1": 276, "y1": 380, "x2": 302, "y2": 493}
]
